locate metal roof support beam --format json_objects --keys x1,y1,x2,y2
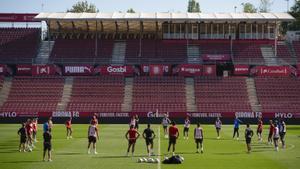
[{"x1": 56, "y1": 21, "x2": 62, "y2": 32}]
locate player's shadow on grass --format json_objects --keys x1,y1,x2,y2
[
  {"x1": 205, "y1": 138, "x2": 232, "y2": 141},
  {"x1": 0, "y1": 150, "x2": 19, "y2": 154},
  {"x1": 175, "y1": 152, "x2": 200, "y2": 155},
  {"x1": 213, "y1": 152, "x2": 245, "y2": 155},
  {"x1": 56, "y1": 152, "x2": 82, "y2": 155},
  {"x1": 1, "y1": 160, "x2": 42, "y2": 164},
  {"x1": 93, "y1": 155, "x2": 146, "y2": 159}
]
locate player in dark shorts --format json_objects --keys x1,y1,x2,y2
[
  {"x1": 143, "y1": 124, "x2": 156, "y2": 156},
  {"x1": 32, "y1": 118, "x2": 38, "y2": 143},
  {"x1": 215, "y1": 117, "x2": 222, "y2": 139},
  {"x1": 194, "y1": 123, "x2": 204, "y2": 153},
  {"x1": 43, "y1": 129, "x2": 52, "y2": 162},
  {"x1": 183, "y1": 116, "x2": 191, "y2": 140},
  {"x1": 125, "y1": 125, "x2": 140, "y2": 156},
  {"x1": 268, "y1": 120, "x2": 275, "y2": 145},
  {"x1": 135, "y1": 115, "x2": 139, "y2": 130},
  {"x1": 25, "y1": 118, "x2": 33, "y2": 151},
  {"x1": 168, "y1": 121, "x2": 179, "y2": 155},
  {"x1": 273, "y1": 123, "x2": 280, "y2": 151},
  {"x1": 65, "y1": 117, "x2": 73, "y2": 139},
  {"x1": 87, "y1": 124, "x2": 99, "y2": 154},
  {"x1": 18, "y1": 123, "x2": 27, "y2": 152},
  {"x1": 279, "y1": 120, "x2": 286, "y2": 149},
  {"x1": 245, "y1": 124, "x2": 254, "y2": 153}
]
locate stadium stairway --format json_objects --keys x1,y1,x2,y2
[
  {"x1": 35, "y1": 41, "x2": 55, "y2": 64},
  {"x1": 56, "y1": 77, "x2": 73, "y2": 111},
  {"x1": 278, "y1": 41, "x2": 298, "y2": 65},
  {"x1": 187, "y1": 45, "x2": 202, "y2": 64},
  {"x1": 246, "y1": 77, "x2": 262, "y2": 112},
  {"x1": 185, "y1": 78, "x2": 197, "y2": 112},
  {"x1": 0, "y1": 77, "x2": 13, "y2": 108},
  {"x1": 121, "y1": 77, "x2": 133, "y2": 112},
  {"x1": 261, "y1": 46, "x2": 278, "y2": 66},
  {"x1": 111, "y1": 41, "x2": 126, "y2": 65}
]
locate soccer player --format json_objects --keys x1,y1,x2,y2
[
  {"x1": 17, "y1": 123, "x2": 27, "y2": 152},
  {"x1": 162, "y1": 113, "x2": 171, "y2": 138},
  {"x1": 135, "y1": 115, "x2": 139, "y2": 130},
  {"x1": 125, "y1": 125, "x2": 140, "y2": 157},
  {"x1": 48, "y1": 117, "x2": 53, "y2": 133},
  {"x1": 245, "y1": 124, "x2": 254, "y2": 153},
  {"x1": 183, "y1": 116, "x2": 191, "y2": 140},
  {"x1": 257, "y1": 118, "x2": 263, "y2": 142},
  {"x1": 142, "y1": 124, "x2": 156, "y2": 157},
  {"x1": 273, "y1": 123, "x2": 280, "y2": 151},
  {"x1": 90, "y1": 115, "x2": 99, "y2": 126},
  {"x1": 268, "y1": 120, "x2": 275, "y2": 145},
  {"x1": 233, "y1": 117, "x2": 242, "y2": 140},
  {"x1": 194, "y1": 123, "x2": 204, "y2": 154},
  {"x1": 279, "y1": 120, "x2": 286, "y2": 149},
  {"x1": 129, "y1": 116, "x2": 136, "y2": 128},
  {"x1": 215, "y1": 117, "x2": 222, "y2": 139},
  {"x1": 43, "y1": 129, "x2": 52, "y2": 162},
  {"x1": 65, "y1": 117, "x2": 73, "y2": 139},
  {"x1": 32, "y1": 118, "x2": 38, "y2": 143},
  {"x1": 25, "y1": 119, "x2": 34, "y2": 150},
  {"x1": 87, "y1": 124, "x2": 99, "y2": 154},
  {"x1": 168, "y1": 121, "x2": 179, "y2": 155}
]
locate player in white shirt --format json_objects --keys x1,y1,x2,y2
[
  {"x1": 129, "y1": 116, "x2": 136, "y2": 128},
  {"x1": 183, "y1": 116, "x2": 191, "y2": 140},
  {"x1": 194, "y1": 123, "x2": 204, "y2": 154},
  {"x1": 273, "y1": 123, "x2": 280, "y2": 151},
  {"x1": 215, "y1": 117, "x2": 222, "y2": 139},
  {"x1": 87, "y1": 124, "x2": 99, "y2": 154},
  {"x1": 162, "y1": 113, "x2": 171, "y2": 138}
]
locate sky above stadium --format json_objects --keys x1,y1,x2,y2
[{"x1": 0, "y1": 0, "x2": 295, "y2": 13}]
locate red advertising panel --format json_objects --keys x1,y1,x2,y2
[
  {"x1": 234, "y1": 65, "x2": 249, "y2": 75},
  {"x1": 297, "y1": 64, "x2": 300, "y2": 77},
  {"x1": 254, "y1": 66, "x2": 291, "y2": 77},
  {"x1": 177, "y1": 64, "x2": 202, "y2": 76},
  {"x1": 202, "y1": 65, "x2": 216, "y2": 76},
  {"x1": 31, "y1": 65, "x2": 58, "y2": 76},
  {"x1": 63, "y1": 65, "x2": 94, "y2": 75},
  {"x1": 0, "y1": 64, "x2": 6, "y2": 75},
  {"x1": 1, "y1": 112, "x2": 300, "y2": 119},
  {"x1": 16, "y1": 65, "x2": 32, "y2": 75},
  {"x1": 100, "y1": 65, "x2": 134, "y2": 76},
  {"x1": 202, "y1": 54, "x2": 231, "y2": 61},
  {"x1": 149, "y1": 65, "x2": 164, "y2": 76},
  {"x1": 0, "y1": 13, "x2": 38, "y2": 22}
]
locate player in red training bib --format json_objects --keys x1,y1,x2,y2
[
  {"x1": 125, "y1": 125, "x2": 140, "y2": 157},
  {"x1": 25, "y1": 119, "x2": 34, "y2": 151},
  {"x1": 168, "y1": 121, "x2": 179, "y2": 155},
  {"x1": 32, "y1": 118, "x2": 38, "y2": 143},
  {"x1": 257, "y1": 118, "x2": 263, "y2": 142},
  {"x1": 268, "y1": 120, "x2": 275, "y2": 145},
  {"x1": 65, "y1": 117, "x2": 73, "y2": 139}
]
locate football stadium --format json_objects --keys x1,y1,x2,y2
[{"x1": 0, "y1": 0, "x2": 300, "y2": 169}]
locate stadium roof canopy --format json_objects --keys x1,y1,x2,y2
[{"x1": 35, "y1": 12, "x2": 294, "y2": 22}]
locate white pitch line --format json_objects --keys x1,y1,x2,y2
[{"x1": 157, "y1": 126, "x2": 161, "y2": 169}]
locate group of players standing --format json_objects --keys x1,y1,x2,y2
[{"x1": 17, "y1": 114, "x2": 287, "y2": 162}]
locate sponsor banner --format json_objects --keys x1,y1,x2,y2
[
  {"x1": 1, "y1": 112, "x2": 300, "y2": 119},
  {"x1": 234, "y1": 65, "x2": 249, "y2": 75},
  {"x1": 176, "y1": 64, "x2": 202, "y2": 76},
  {"x1": 202, "y1": 54, "x2": 231, "y2": 61},
  {"x1": 252, "y1": 66, "x2": 292, "y2": 77},
  {"x1": 202, "y1": 65, "x2": 216, "y2": 76},
  {"x1": 63, "y1": 65, "x2": 94, "y2": 75},
  {"x1": 0, "y1": 13, "x2": 38, "y2": 22},
  {"x1": 149, "y1": 65, "x2": 164, "y2": 76},
  {"x1": 100, "y1": 65, "x2": 134, "y2": 76},
  {"x1": 142, "y1": 65, "x2": 170, "y2": 76},
  {"x1": 0, "y1": 64, "x2": 6, "y2": 75},
  {"x1": 31, "y1": 65, "x2": 60, "y2": 76},
  {"x1": 16, "y1": 65, "x2": 32, "y2": 75}
]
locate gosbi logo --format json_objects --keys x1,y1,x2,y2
[{"x1": 107, "y1": 66, "x2": 126, "y2": 73}]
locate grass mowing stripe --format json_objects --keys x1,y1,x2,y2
[{"x1": 157, "y1": 126, "x2": 161, "y2": 169}]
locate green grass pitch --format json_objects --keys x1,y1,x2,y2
[{"x1": 0, "y1": 124, "x2": 299, "y2": 169}]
